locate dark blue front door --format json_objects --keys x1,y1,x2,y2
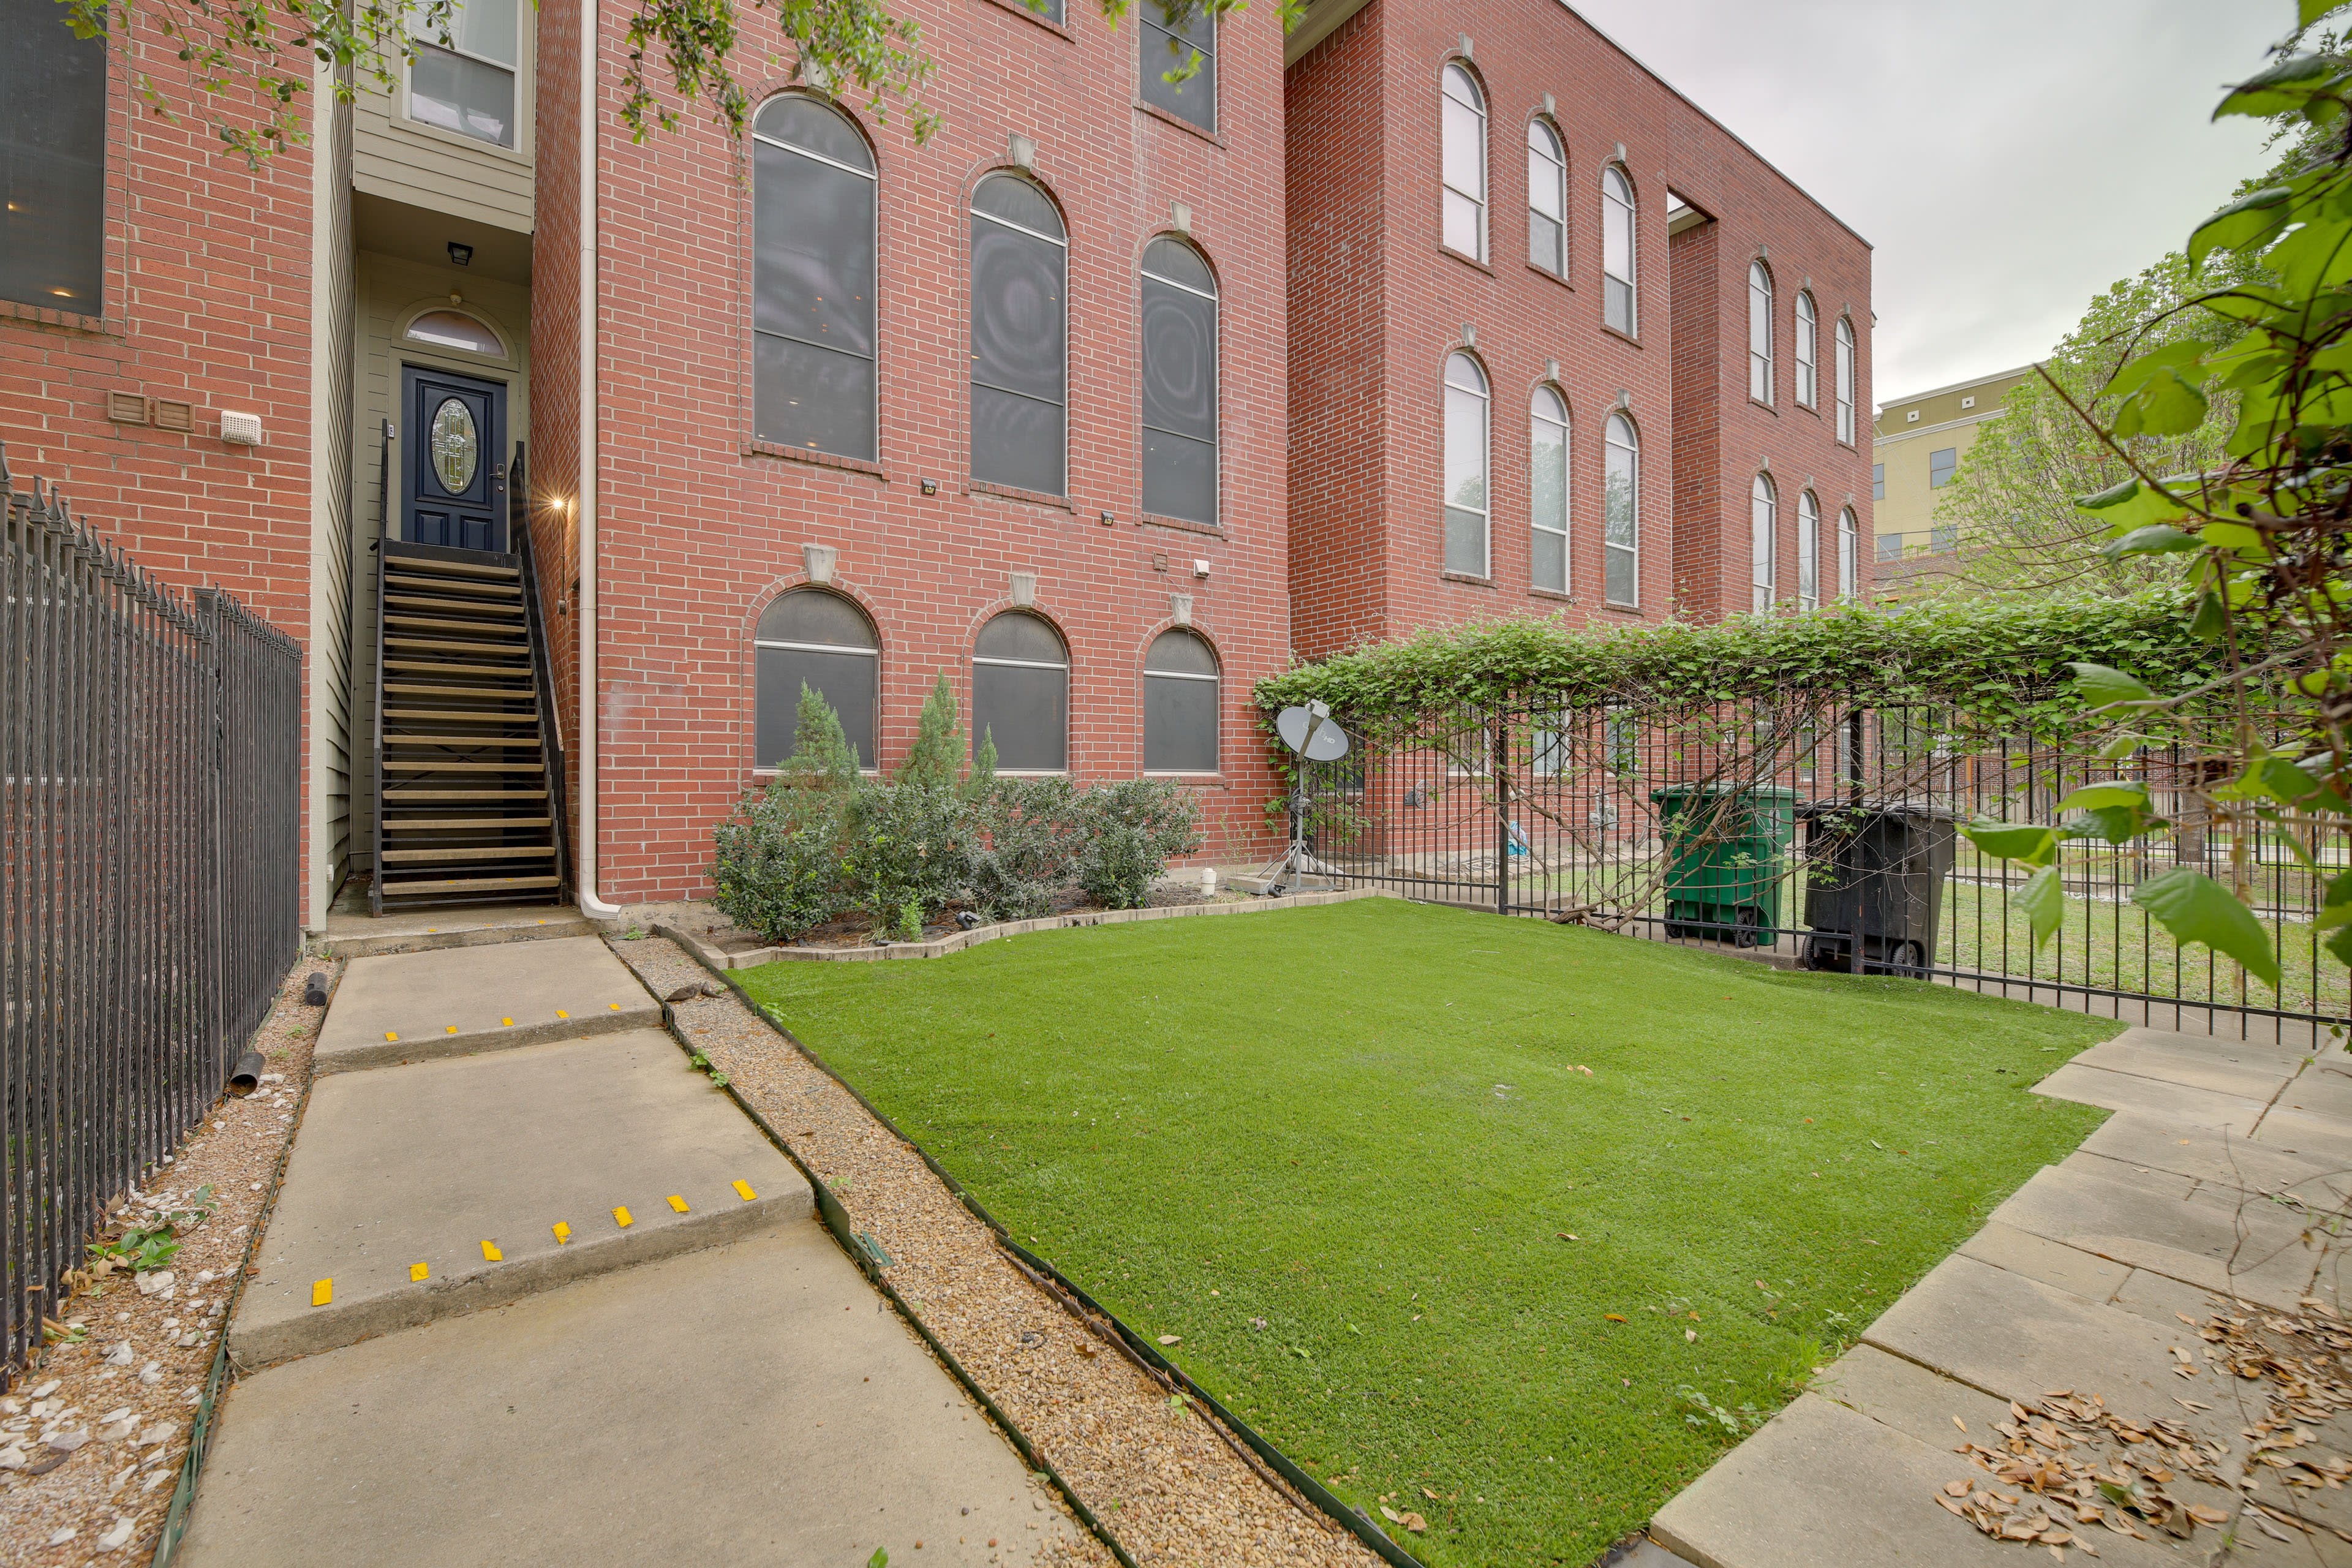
[{"x1": 403, "y1": 366, "x2": 506, "y2": 551}]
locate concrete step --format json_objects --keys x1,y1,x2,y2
[
  {"x1": 230, "y1": 1030, "x2": 809, "y2": 1368},
  {"x1": 320, "y1": 902, "x2": 590, "y2": 959},
  {"x1": 314, "y1": 935, "x2": 657, "y2": 1071},
  {"x1": 182, "y1": 1226, "x2": 1076, "y2": 1568}
]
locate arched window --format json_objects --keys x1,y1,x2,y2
[
  {"x1": 1834, "y1": 316, "x2": 1856, "y2": 445},
  {"x1": 1529, "y1": 385, "x2": 1569, "y2": 594},
  {"x1": 754, "y1": 588, "x2": 879, "y2": 769},
  {"x1": 1442, "y1": 352, "x2": 1490, "y2": 576},
  {"x1": 1747, "y1": 262, "x2": 1773, "y2": 404},
  {"x1": 1143, "y1": 628, "x2": 1219, "y2": 773},
  {"x1": 1527, "y1": 120, "x2": 1566, "y2": 275},
  {"x1": 1796, "y1": 489, "x2": 1820, "y2": 611},
  {"x1": 1603, "y1": 412, "x2": 1638, "y2": 604},
  {"x1": 1601, "y1": 167, "x2": 1636, "y2": 335},
  {"x1": 1140, "y1": 236, "x2": 1218, "y2": 527},
  {"x1": 1140, "y1": 0, "x2": 1215, "y2": 133},
  {"x1": 1441, "y1": 64, "x2": 1486, "y2": 262},
  {"x1": 752, "y1": 96, "x2": 878, "y2": 461},
  {"x1": 1750, "y1": 473, "x2": 1777, "y2": 611},
  {"x1": 1793, "y1": 292, "x2": 1818, "y2": 408},
  {"x1": 971, "y1": 173, "x2": 1068, "y2": 496},
  {"x1": 403, "y1": 309, "x2": 505, "y2": 358},
  {"x1": 1838, "y1": 506, "x2": 1859, "y2": 600},
  {"x1": 973, "y1": 611, "x2": 1069, "y2": 772}
]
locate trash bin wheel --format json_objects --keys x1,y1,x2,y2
[
  {"x1": 1800, "y1": 934, "x2": 1844, "y2": 971},
  {"x1": 1888, "y1": 939, "x2": 1928, "y2": 979},
  {"x1": 1733, "y1": 908, "x2": 1762, "y2": 949}
]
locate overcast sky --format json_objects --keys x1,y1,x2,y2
[{"x1": 1564, "y1": 0, "x2": 2290, "y2": 404}]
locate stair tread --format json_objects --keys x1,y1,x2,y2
[
  {"x1": 383, "y1": 556, "x2": 518, "y2": 580},
  {"x1": 383, "y1": 708, "x2": 538, "y2": 720},
  {"x1": 383, "y1": 816, "x2": 553, "y2": 831},
  {"x1": 385, "y1": 615, "x2": 529, "y2": 637},
  {"x1": 381, "y1": 874, "x2": 562, "y2": 894},
  {"x1": 385, "y1": 571, "x2": 520, "y2": 595},
  {"x1": 384, "y1": 736, "x2": 545, "y2": 747},
  {"x1": 385, "y1": 594, "x2": 525, "y2": 615},
  {"x1": 383, "y1": 640, "x2": 532, "y2": 658},
  {"x1": 382, "y1": 663, "x2": 536, "y2": 679},
  {"x1": 383, "y1": 790, "x2": 549, "y2": 801},
  {"x1": 382, "y1": 846, "x2": 557, "y2": 863},
  {"x1": 382, "y1": 761, "x2": 545, "y2": 773}
]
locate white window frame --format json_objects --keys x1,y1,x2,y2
[
  {"x1": 1526, "y1": 119, "x2": 1566, "y2": 276},
  {"x1": 1442, "y1": 350, "x2": 1491, "y2": 577},
  {"x1": 1141, "y1": 644, "x2": 1222, "y2": 777},
  {"x1": 1838, "y1": 505, "x2": 1858, "y2": 600},
  {"x1": 401, "y1": 0, "x2": 529, "y2": 157},
  {"x1": 1529, "y1": 384, "x2": 1570, "y2": 595},
  {"x1": 1793, "y1": 291, "x2": 1818, "y2": 408},
  {"x1": 1440, "y1": 64, "x2": 1487, "y2": 263},
  {"x1": 1750, "y1": 472, "x2": 1776, "y2": 611},
  {"x1": 1602, "y1": 411, "x2": 1639, "y2": 606},
  {"x1": 1796, "y1": 489, "x2": 1820, "y2": 611},
  {"x1": 1834, "y1": 317, "x2": 1857, "y2": 445},
  {"x1": 1747, "y1": 262, "x2": 1773, "y2": 405},
  {"x1": 1601, "y1": 167, "x2": 1637, "y2": 336}
]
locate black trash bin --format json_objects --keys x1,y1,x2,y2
[{"x1": 1797, "y1": 802, "x2": 1958, "y2": 978}]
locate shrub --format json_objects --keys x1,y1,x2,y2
[
  {"x1": 969, "y1": 777, "x2": 1088, "y2": 920},
  {"x1": 894, "y1": 673, "x2": 965, "y2": 791},
  {"x1": 1076, "y1": 778, "x2": 1202, "y2": 910},
  {"x1": 843, "y1": 782, "x2": 976, "y2": 933},
  {"x1": 710, "y1": 783, "x2": 848, "y2": 942}
]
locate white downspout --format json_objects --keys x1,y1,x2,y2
[{"x1": 575, "y1": 0, "x2": 622, "y2": 919}]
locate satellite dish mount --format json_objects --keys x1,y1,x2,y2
[{"x1": 1257, "y1": 701, "x2": 1349, "y2": 896}]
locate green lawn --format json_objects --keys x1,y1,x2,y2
[{"x1": 738, "y1": 899, "x2": 2118, "y2": 1567}]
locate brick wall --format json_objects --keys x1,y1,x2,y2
[
  {"x1": 562, "y1": 0, "x2": 1295, "y2": 903},
  {"x1": 0, "y1": 17, "x2": 323, "y2": 917},
  {"x1": 1284, "y1": 0, "x2": 1873, "y2": 649}
]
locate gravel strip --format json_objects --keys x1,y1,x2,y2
[
  {"x1": 609, "y1": 933, "x2": 1383, "y2": 1568},
  {"x1": 0, "y1": 955, "x2": 337, "y2": 1567}
]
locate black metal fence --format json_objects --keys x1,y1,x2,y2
[
  {"x1": 2, "y1": 446, "x2": 302, "y2": 1370},
  {"x1": 1282, "y1": 696, "x2": 2351, "y2": 1041}
]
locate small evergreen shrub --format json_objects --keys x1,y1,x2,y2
[
  {"x1": 1076, "y1": 778, "x2": 1203, "y2": 910},
  {"x1": 844, "y1": 782, "x2": 976, "y2": 933},
  {"x1": 969, "y1": 777, "x2": 1087, "y2": 920}
]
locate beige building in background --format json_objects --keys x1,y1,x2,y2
[{"x1": 1871, "y1": 364, "x2": 2034, "y2": 599}]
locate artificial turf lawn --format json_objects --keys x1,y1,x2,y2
[{"x1": 737, "y1": 898, "x2": 2120, "y2": 1566}]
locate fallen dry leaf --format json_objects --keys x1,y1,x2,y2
[
  {"x1": 1953, "y1": 1416, "x2": 1969, "y2": 1433},
  {"x1": 1604, "y1": 1314, "x2": 1626, "y2": 1322},
  {"x1": 1379, "y1": 1505, "x2": 1401, "y2": 1525},
  {"x1": 1158, "y1": 1335, "x2": 1180, "y2": 1346},
  {"x1": 1400, "y1": 1512, "x2": 1428, "y2": 1534}
]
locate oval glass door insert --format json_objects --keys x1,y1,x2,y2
[{"x1": 429, "y1": 398, "x2": 480, "y2": 494}]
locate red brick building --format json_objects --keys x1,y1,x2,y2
[
  {"x1": 1283, "y1": 0, "x2": 1872, "y2": 658},
  {"x1": 4, "y1": 0, "x2": 1871, "y2": 924}
]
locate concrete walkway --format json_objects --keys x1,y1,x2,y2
[
  {"x1": 1649, "y1": 1023, "x2": 2352, "y2": 1567},
  {"x1": 179, "y1": 919, "x2": 1080, "y2": 1566}
]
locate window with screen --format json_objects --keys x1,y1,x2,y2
[
  {"x1": 1441, "y1": 64, "x2": 1486, "y2": 262},
  {"x1": 1143, "y1": 628, "x2": 1219, "y2": 773},
  {"x1": 1529, "y1": 385, "x2": 1569, "y2": 594},
  {"x1": 1794, "y1": 292, "x2": 1818, "y2": 407},
  {"x1": 973, "y1": 611, "x2": 1069, "y2": 772},
  {"x1": 1, "y1": 0, "x2": 105, "y2": 313},
  {"x1": 752, "y1": 96, "x2": 878, "y2": 461},
  {"x1": 754, "y1": 589, "x2": 880, "y2": 769},
  {"x1": 1140, "y1": 0, "x2": 1215, "y2": 132},
  {"x1": 1872, "y1": 462, "x2": 1885, "y2": 500},
  {"x1": 1603, "y1": 412, "x2": 1638, "y2": 604},
  {"x1": 1442, "y1": 352, "x2": 1490, "y2": 577},
  {"x1": 1835, "y1": 317, "x2": 1857, "y2": 444},
  {"x1": 1527, "y1": 120, "x2": 1566, "y2": 275},
  {"x1": 1140, "y1": 236, "x2": 1218, "y2": 526},
  {"x1": 1796, "y1": 489, "x2": 1820, "y2": 611},
  {"x1": 1839, "y1": 506, "x2": 1858, "y2": 599},
  {"x1": 1601, "y1": 168, "x2": 1636, "y2": 336},
  {"x1": 409, "y1": 0, "x2": 520, "y2": 148},
  {"x1": 971, "y1": 174, "x2": 1069, "y2": 496},
  {"x1": 1929, "y1": 447, "x2": 1958, "y2": 488},
  {"x1": 1747, "y1": 262, "x2": 1773, "y2": 404},
  {"x1": 1751, "y1": 473, "x2": 1777, "y2": 611}
]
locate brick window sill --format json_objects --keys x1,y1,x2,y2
[
  {"x1": 979, "y1": 0, "x2": 1076, "y2": 40},
  {"x1": 1140, "y1": 511, "x2": 1224, "y2": 538},
  {"x1": 1528, "y1": 586, "x2": 1575, "y2": 603},
  {"x1": 1600, "y1": 323, "x2": 1643, "y2": 351},
  {"x1": 1528, "y1": 262, "x2": 1575, "y2": 294},
  {"x1": 969, "y1": 480, "x2": 1075, "y2": 511},
  {"x1": 1136, "y1": 99, "x2": 1223, "y2": 148},
  {"x1": 3, "y1": 299, "x2": 113, "y2": 334},
  {"x1": 1749, "y1": 396, "x2": 1778, "y2": 417},
  {"x1": 1600, "y1": 600, "x2": 1645, "y2": 616},
  {"x1": 745, "y1": 440, "x2": 888, "y2": 480},
  {"x1": 1439, "y1": 245, "x2": 1495, "y2": 279},
  {"x1": 1441, "y1": 570, "x2": 1496, "y2": 587}
]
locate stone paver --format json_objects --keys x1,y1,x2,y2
[
  {"x1": 1985, "y1": 1160, "x2": 2320, "y2": 1310},
  {"x1": 231, "y1": 1030, "x2": 810, "y2": 1366},
  {"x1": 2073, "y1": 1028, "x2": 2305, "y2": 1098},
  {"x1": 2080, "y1": 1109, "x2": 2352, "y2": 1201},
  {"x1": 2030, "y1": 1060, "x2": 2267, "y2": 1129},
  {"x1": 313, "y1": 935, "x2": 662, "y2": 1072}
]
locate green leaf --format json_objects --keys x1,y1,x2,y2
[
  {"x1": 2067, "y1": 662, "x2": 2157, "y2": 710},
  {"x1": 2326, "y1": 925, "x2": 2352, "y2": 969},
  {"x1": 2131, "y1": 868, "x2": 2283, "y2": 988},
  {"x1": 2013, "y1": 865, "x2": 2065, "y2": 950},
  {"x1": 2055, "y1": 780, "x2": 2153, "y2": 812},
  {"x1": 870, "y1": 1551, "x2": 891, "y2": 1568},
  {"x1": 2100, "y1": 524, "x2": 2200, "y2": 559},
  {"x1": 2214, "y1": 56, "x2": 2344, "y2": 123},
  {"x1": 2071, "y1": 477, "x2": 2191, "y2": 532},
  {"x1": 2190, "y1": 591, "x2": 2230, "y2": 639},
  {"x1": 2077, "y1": 478, "x2": 2142, "y2": 511},
  {"x1": 2065, "y1": 804, "x2": 2162, "y2": 845},
  {"x1": 2302, "y1": 0, "x2": 2348, "y2": 28},
  {"x1": 2111, "y1": 369, "x2": 2210, "y2": 439},
  {"x1": 2190, "y1": 183, "x2": 2298, "y2": 263},
  {"x1": 1961, "y1": 818, "x2": 2059, "y2": 868}
]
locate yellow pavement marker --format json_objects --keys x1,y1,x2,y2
[
  {"x1": 501, "y1": 1017, "x2": 514, "y2": 1027},
  {"x1": 480, "y1": 1240, "x2": 502, "y2": 1262},
  {"x1": 384, "y1": 1031, "x2": 399, "y2": 1042},
  {"x1": 556, "y1": 1009, "x2": 570, "y2": 1020},
  {"x1": 614, "y1": 1206, "x2": 633, "y2": 1229},
  {"x1": 666, "y1": 1196, "x2": 689, "y2": 1213},
  {"x1": 732, "y1": 1180, "x2": 758, "y2": 1202},
  {"x1": 312, "y1": 1279, "x2": 333, "y2": 1306},
  {"x1": 608, "y1": 1003, "x2": 621, "y2": 1011},
  {"x1": 445, "y1": 1025, "x2": 458, "y2": 1035},
  {"x1": 409, "y1": 1262, "x2": 429, "y2": 1282},
  {"x1": 552, "y1": 1222, "x2": 571, "y2": 1245}
]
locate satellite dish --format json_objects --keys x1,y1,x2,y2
[{"x1": 1276, "y1": 703, "x2": 1350, "y2": 762}]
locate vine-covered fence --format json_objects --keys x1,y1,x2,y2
[
  {"x1": 1259, "y1": 602, "x2": 2340, "y2": 1041},
  {"x1": 1, "y1": 447, "x2": 302, "y2": 1369}
]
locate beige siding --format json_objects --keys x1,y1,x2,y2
[
  {"x1": 311, "y1": 68, "x2": 358, "y2": 922},
  {"x1": 345, "y1": 254, "x2": 533, "y2": 870},
  {"x1": 351, "y1": 28, "x2": 536, "y2": 233}
]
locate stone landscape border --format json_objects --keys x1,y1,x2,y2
[
  {"x1": 668, "y1": 922, "x2": 1430, "y2": 1568},
  {"x1": 653, "y1": 885, "x2": 1393, "y2": 970}
]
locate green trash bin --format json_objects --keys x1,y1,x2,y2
[{"x1": 1648, "y1": 785, "x2": 1800, "y2": 948}]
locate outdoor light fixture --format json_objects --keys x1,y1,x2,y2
[
  {"x1": 920, "y1": 478, "x2": 938, "y2": 495},
  {"x1": 448, "y1": 242, "x2": 474, "y2": 266}
]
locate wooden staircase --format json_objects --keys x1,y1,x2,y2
[{"x1": 370, "y1": 528, "x2": 571, "y2": 913}]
